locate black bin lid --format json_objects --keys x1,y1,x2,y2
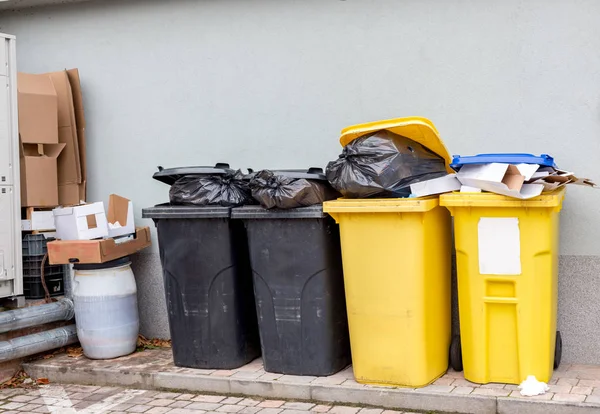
[
  {"x1": 247, "y1": 167, "x2": 327, "y2": 181},
  {"x1": 153, "y1": 163, "x2": 234, "y2": 185}
]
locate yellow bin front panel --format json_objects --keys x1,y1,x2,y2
[
  {"x1": 440, "y1": 190, "x2": 564, "y2": 385},
  {"x1": 324, "y1": 198, "x2": 451, "y2": 387}
]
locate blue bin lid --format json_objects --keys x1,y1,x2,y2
[{"x1": 451, "y1": 153, "x2": 556, "y2": 170}]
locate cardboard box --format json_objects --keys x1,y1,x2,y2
[
  {"x1": 46, "y1": 70, "x2": 81, "y2": 186},
  {"x1": 65, "y1": 69, "x2": 87, "y2": 204},
  {"x1": 21, "y1": 209, "x2": 56, "y2": 231},
  {"x1": 107, "y1": 194, "x2": 135, "y2": 238},
  {"x1": 17, "y1": 73, "x2": 58, "y2": 144},
  {"x1": 53, "y1": 202, "x2": 109, "y2": 240},
  {"x1": 47, "y1": 227, "x2": 152, "y2": 264},
  {"x1": 20, "y1": 143, "x2": 65, "y2": 207},
  {"x1": 457, "y1": 163, "x2": 544, "y2": 199}
]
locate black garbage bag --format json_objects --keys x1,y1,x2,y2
[
  {"x1": 326, "y1": 130, "x2": 447, "y2": 198},
  {"x1": 169, "y1": 170, "x2": 254, "y2": 207},
  {"x1": 250, "y1": 170, "x2": 339, "y2": 209}
]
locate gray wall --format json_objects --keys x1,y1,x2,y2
[{"x1": 2, "y1": 0, "x2": 600, "y2": 363}]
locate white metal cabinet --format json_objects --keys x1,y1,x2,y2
[
  {"x1": 0, "y1": 33, "x2": 22, "y2": 298},
  {"x1": 0, "y1": 186, "x2": 20, "y2": 297}
]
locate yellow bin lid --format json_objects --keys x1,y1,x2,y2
[
  {"x1": 323, "y1": 196, "x2": 439, "y2": 213},
  {"x1": 339, "y1": 116, "x2": 454, "y2": 173},
  {"x1": 439, "y1": 187, "x2": 566, "y2": 208}
]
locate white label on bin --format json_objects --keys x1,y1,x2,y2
[{"x1": 478, "y1": 217, "x2": 521, "y2": 275}]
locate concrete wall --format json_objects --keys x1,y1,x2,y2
[{"x1": 1, "y1": 0, "x2": 600, "y2": 363}]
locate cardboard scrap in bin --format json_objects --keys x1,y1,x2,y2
[{"x1": 47, "y1": 227, "x2": 151, "y2": 265}]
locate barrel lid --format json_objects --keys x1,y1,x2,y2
[
  {"x1": 74, "y1": 256, "x2": 131, "y2": 270},
  {"x1": 152, "y1": 163, "x2": 234, "y2": 185},
  {"x1": 339, "y1": 117, "x2": 453, "y2": 173}
]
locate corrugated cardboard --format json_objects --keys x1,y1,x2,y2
[
  {"x1": 47, "y1": 227, "x2": 152, "y2": 264},
  {"x1": 46, "y1": 70, "x2": 81, "y2": 186},
  {"x1": 20, "y1": 143, "x2": 65, "y2": 207},
  {"x1": 17, "y1": 73, "x2": 59, "y2": 144},
  {"x1": 60, "y1": 69, "x2": 87, "y2": 205},
  {"x1": 107, "y1": 194, "x2": 135, "y2": 238},
  {"x1": 66, "y1": 69, "x2": 86, "y2": 194},
  {"x1": 457, "y1": 163, "x2": 544, "y2": 199}
]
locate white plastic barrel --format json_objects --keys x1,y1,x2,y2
[{"x1": 73, "y1": 257, "x2": 139, "y2": 359}]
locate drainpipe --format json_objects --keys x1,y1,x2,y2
[
  {"x1": 0, "y1": 325, "x2": 78, "y2": 362},
  {"x1": 0, "y1": 299, "x2": 75, "y2": 334}
]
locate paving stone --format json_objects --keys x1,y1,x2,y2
[
  {"x1": 222, "y1": 397, "x2": 244, "y2": 404},
  {"x1": 548, "y1": 385, "x2": 572, "y2": 394},
  {"x1": 169, "y1": 400, "x2": 193, "y2": 408},
  {"x1": 257, "y1": 409, "x2": 283, "y2": 414},
  {"x1": 146, "y1": 408, "x2": 172, "y2": 414},
  {"x1": 450, "y1": 378, "x2": 480, "y2": 387},
  {"x1": 217, "y1": 404, "x2": 245, "y2": 412},
  {"x1": 148, "y1": 398, "x2": 175, "y2": 407},
  {"x1": 127, "y1": 405, "x2": 153, "y2": 413},
  {"x1": 281, "y1": 402, "x2": 314, "y2": 410},
  {"x1": 557, "y1": 378, "x2": 580, "y2": 387},
  {"x1": 312, "y1": 405, "x2": 332, "y2": 412},
  {"x1": 472, "y1": 388, "x2": 511, "y2": 397},
  {"x1": 0, "y1": 402, "x2": 26, "y2": 409},
  {"x1": 186, "y1": 402, "x2": 223, "y2": 410},
  {"x1": 280, "y1": 410, "x2": 311, "y2": 414},
  {"x1": 432, "y1": 377, "x2": 455, "y2": 386},
  {"x1": 257, "y1": 400, "x2": 285, "y2": 408},
  {"x1": 358, "y1": 409, "x2": 383, "y2": 413},
  {"x1": 415, "y1": 385, "x2": 454, "y2": 393},
  {"x1": 8, "y1": 395, "x2": 37, "y2": 403},
  {"x1": 480, "y1": 383, "x2": 506, "y2": 389},
  {"x1": 192, "y1": 395, "x2": 227, "y2": 403},
  {"x1": 451, "y1": 386, "x2": 474, "y2": 394},
  {"x1": 14, "y1": 403, "x2": 42, "y2": 411},
  {"x1": 585, "y1": 394, "x2": 600, "y2": 404},
  {"x1": 552, "y1": 393, "x2": 586, "y2": 402},
  {"x1": 329, "y1": 407, "x2": 360, "y2": 414},
  {"x1": 571, "y1": 386, "x2": 593, "y2": 395},
  {"x1": 238, "y1": 398, "x2": 261, "y2": 407},
  {"x1": 176, "y1": 393, "x2": 196, "y2": 401},
  {"x1": 508, "y1": 390, "x2": 554, "y2": 400},
  {"x1": 239, "y1": 407, "x2": 262, "y2": 414},
  {"x1": 168, "y1": 409, "x2": 203, "y2": 414}
]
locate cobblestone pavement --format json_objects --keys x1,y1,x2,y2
[{"x1": 0, "y1": 385, "x2": 418, "y2": 414}]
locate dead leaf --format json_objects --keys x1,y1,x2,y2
[
  {"x1": 36, "y1": 378, "x2": 50, "y2": 385},
  {"x1": 0, "y1": 370, "x2": 37, "y2": 389},
  {"x1": 66, "y1": 346, "x2": 83, "y2": 358},
  {"x1": 136, "y1": 335, "x2": 172, "y2": 352}
]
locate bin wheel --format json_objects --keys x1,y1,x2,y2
[
  {"x1": 554, "y1": 331, "x2": 562, "y2": 369},
  {"x1": 450, "y1": 336, "x2": 463, "y2": 372}
]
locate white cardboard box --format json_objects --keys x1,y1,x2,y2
[
  {"x1": 457, "y1": 163, "x2": 544, "y2": 199},
  {"x1": 410, "y1": 174, "x2": 461, "y2": 197},
  {"x1": 53, "y1": 202, "x2": 109, "y2": 240},
  {"x1": 106, "y1": 194, "x2": 135, "y2": 238}
]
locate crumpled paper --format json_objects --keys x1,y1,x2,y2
[{"x1": 518, "y1": 375, "x2": 549, "y2": 396}]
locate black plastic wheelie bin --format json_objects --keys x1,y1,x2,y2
[
  {"x1": 232, "y1": 168, "x2": 350, "y2": 376},
  {"x1": 142, "y1": 165, "x2": 260, "y2": 369}
]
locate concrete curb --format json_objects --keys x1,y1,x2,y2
[{"x1": 24, "y1": 357, "x2": 600, "y2": 414}]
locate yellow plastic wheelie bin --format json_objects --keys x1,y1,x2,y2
[
  {"x1": 440, "y1": 189, "x2": 565, "y2": 385},
  {"x1": 323, "y1": 117, "x2": 454, "y2": 388}
]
